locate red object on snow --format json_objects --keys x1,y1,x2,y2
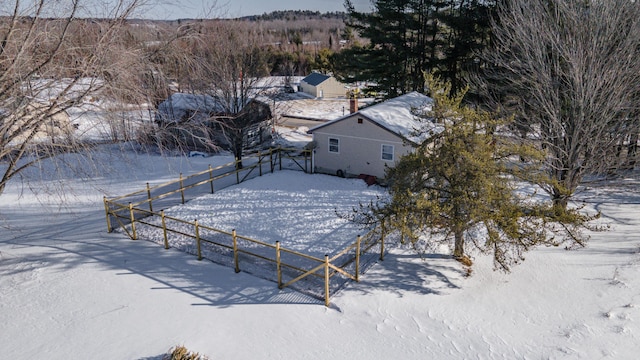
[{"x1": 358, "y1": 174, "x2": 377, "y2": 186}]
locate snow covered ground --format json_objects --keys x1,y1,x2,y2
[
  {"x1": 274, "y1": 90, "x2": 376, "y2": 121},
  {"x1": 1, "y1": 143, "x2": 639, "y2": 359}
]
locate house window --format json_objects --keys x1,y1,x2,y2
[
  {"x1": 329, "y1": 137, "x2": 340, "y2": 153},
  {"x1": 381, "y1": 144, "x2": 394, "y2": 161},
  {"x1": 357, "y1": 118, "x2": 363, "y2": 124}
]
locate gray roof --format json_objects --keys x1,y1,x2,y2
[{"x1": 301, "y1": 73, "x2": 331, "y2": 87}]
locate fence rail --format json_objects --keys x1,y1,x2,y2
[{"x1": 103, "y1": 147, "x2": 385, "y2": 306}]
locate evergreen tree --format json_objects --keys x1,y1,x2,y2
[
  {"x1": 335, "y1": 0, "x2": 494, "y2": 98},
  {"x1": 360, "y1": 75, "x2": 597, "y2": 271},
  {"x1": 312, "y1": 48, "x2": 335, "y2": 74},
  {"x1": 439, "y1": 1, "x2": 494, "y2": 98}
]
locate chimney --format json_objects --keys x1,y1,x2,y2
[{"x1": 349, "y1": 97, "x2": 358, "y2": 114}]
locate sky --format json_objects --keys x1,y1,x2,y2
[{"x1": 139, "y1": 0, "x2": 372, "y2": 19}]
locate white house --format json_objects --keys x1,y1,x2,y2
[
  {"x1": 307, "y1": 92, "x2": 438, "y2": 180},
  {"x1": 299, "y1": 73, "x2": 345, "y2": 98}
]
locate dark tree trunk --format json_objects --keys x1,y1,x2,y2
[{"x1": 454, "y1": 226, "x2": 465, "y2": 259}]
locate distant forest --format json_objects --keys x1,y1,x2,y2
[
  {"x1": 238, "y1": 10, "x2": 348, "y2": 21},
  {"x1": 124, "y1": 10, "x2": 357, "y2": 78}
]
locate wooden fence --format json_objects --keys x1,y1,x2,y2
[{"x1": 103, "y1": 147, "x2": 385, "y2": 306}]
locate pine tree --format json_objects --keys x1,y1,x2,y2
[
  {"x1": 335, "y1": 0, "x2": 494, "y2": 98},
  {"x1": 366, "y1": 75, "x2": 598, "y2": 271}
]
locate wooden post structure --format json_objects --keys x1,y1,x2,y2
[
  {"x1": 380, "y1": 220, "x2": 386, "y2": 261},
  {"x1": 195, "y1": 219, "x2": 202, "y2": 260},
  {"x1": 179, "y1": 173, "x2": 185, "y2": 204},
  {"x1": 233, "y1": 229, "x2": 240, "y2": 273},
  {"x1": 209, "y1": 165, "x2": 215, "y2": 194},
  {"x1": 161, "y1": 210, "x2": 169, "y2": 249},
  {"x1": 258, "y1": 151, "x2": 263, "y2": 176},
  {"x1": 236, "y1": 165, "x2": 240, "y2": 184},
  {"x1": 270, "y1": 148, "x2": 274, "y2": 173},
  {"x1": 279, "y1": 146, "x2": 283, "y2": 171},
  {"x1": 128, "y1": 202, "x2": 138, "y2": 240},
  {"x1": 355, "y1": 235, "x2": 361, "y2": 282},
  {"x1": 103, "y1": 196, "x2": 112, "y2": 233},
  {"x1": 304, "y1": 149, "x2": 308, "y2": 173},
  {"x1": 146, "y1": 182, "x2": 153, "y2": 212},
  {"x1": 324, "y1": 255, "x2": 330, "y2": 307},
  {"x1": 276, "y1": 241, "x2": 282, "y2": 288}
]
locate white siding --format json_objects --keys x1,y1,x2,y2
[
  {"x1": 300, "y1": 76, "x2": 344, "y2": 98},
  {"x1": 311, "y1": 115, "x2": 413, "y2": 179},
  {"x1": 316, "y1": 77, "x2": 345, "y2": 98},
  {"x1": 299, "y1": 81, "x2": 318, "y2": 97}
]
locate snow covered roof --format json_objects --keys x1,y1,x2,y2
[
  {"x1": 301, "y1": 73, "x2": 331, "y2": 87},
  {"x1": 308, "y1": 91, "x2": 438, "y2": 144},
  {"x1": 155, "y1": 93, "x2": 272, "y2": 123},
  {"x1": 156, "y1": 93, "x2": 225, "y2": 123}
]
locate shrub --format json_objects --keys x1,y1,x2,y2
[{"x1": 163, "y1": 345, "x2": 208, "y2": 360}]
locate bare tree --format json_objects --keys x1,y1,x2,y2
[
  {"x1": 179, "y1": 20, "x2": 274, "y2": 168},
  {"x1": 0, "y1": 0, "x2": 144, "y2": 195},
  {"x1": 479, "y1": 0, "x2": 640, "y2": 209}
]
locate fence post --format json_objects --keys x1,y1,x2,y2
[
  {"x1": 195, "y1": 219, "x2": 202, "y2": 260},
  {"x1": 324, "y1": 254, "x2": 330, "y2": 307},
  {"x1": 128, "y1": 202, "x2": 138, "y2": 240},
  {"x1": 209, "y1": 165, "x2": 215, "y2": 194},
  {"x1": 146, "y1": 182, "x2": 153, "y2": 213},
  {"x1": 380, "y1": 220, "x2": 386, "y2": 261},
  {"x1": 258, "y1": 151, "x2": 263, "y2": 176},
  {"x1": 161, "y1": 210, "x2": 169, "y2": 249},
  {"x1": 355, "y1": 235, "x2": 361, "y2": 282},
  {"x1": 103, "y1": 196, "x2": 112, "y2": 233},
  {"x1": 279, "y1": 146, "x2": 283, "y2": 171},
  {"x1": 304, "y1": 149, "x2": 308, "y2": 173},
  {"x1": 236, "y1": 166, "x2": 240, "y2": 184},
  {"x1": 270, "y1": 148, "x2": 274, "y2": 173},
  {"x1": 179, "y1": 173, "x2": 185, "y2": 204},
  {"x1": 276, "y1": 241, "x2": 282, "y2": 289},
  {"x1": 233, "y1": 229, "x2": 240, "y2": 273}
]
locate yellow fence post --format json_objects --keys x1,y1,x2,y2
[
  {"x1": 179, "y1": 173, "x2": 185, "y2": 204},
  {"x1": 233, "y1": 229, "x2": 240, "y2": 273},
  {"x1": 380, "y1": 220, "x2": 386, "y2": 261},
  {"x1": 128, "y1": 202, "x2": 138, "y2": 240},
  {"x1": 270, "y1": 148, "x2": 274, "y2": 173},
  {"x1": 161, "y1": 210, "x2": 169, "y2": 249},
  {"x1": 146, "y1": 182, "x2": 153, "y2": 212},
  {"x1": 324, "y1": 255, "x2": 330, "y2": 307},
  {"x1": 103, "y1": 196, "x2": 112, "y2": 233},
  {"x1": 209, "y1": 165, "x2": 214, "y2": 194},
  {"x1": 276, "y1": 241, "x2": 282, "y2": 289},
  {"x1": 195, "y1": 219, "x2": 202, "y2": 260},
  {"x1": 355, "y1": 235, "x2": 361, "y2": 282}
]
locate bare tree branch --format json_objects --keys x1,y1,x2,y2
[
  {"x1": 0, "y1": 0, "x2": 144, "y2": 195},
  {"x1": 479, "y1": 0, "x2": 640, "y2": 208}
]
